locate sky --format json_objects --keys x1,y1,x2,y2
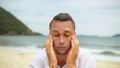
[{"x1": 0, "y1": 0, "x2": 120, "y2": 36}]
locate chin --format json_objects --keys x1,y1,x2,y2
[{"x1": 56, "y1": 50, "x2": 69, "y2": 55}]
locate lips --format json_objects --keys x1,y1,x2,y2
[{"x1": 57, "y1": 46, "x2": 66, "y2": 49}]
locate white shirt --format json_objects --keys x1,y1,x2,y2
[{"x1": 30, "y1": 48, "x2": 96, "y2": 68}]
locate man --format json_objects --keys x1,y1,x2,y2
[{"x1": 30, "y1": 13, "x2": 96, "y2": 68}]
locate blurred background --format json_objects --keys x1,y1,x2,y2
[{"x1": 0, "y1": 0, "x2": 120, "y2": 68}]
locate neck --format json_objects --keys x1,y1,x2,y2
[{"x1": 56, "y1": 54, "x2": 67, "y2": 68}]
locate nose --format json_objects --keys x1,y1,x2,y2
[{"x1": 59, "y1": 36, "x2": 65, "y2": 44}]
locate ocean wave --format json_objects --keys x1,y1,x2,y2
[
  {"x1": 95, "y1": 50, "x2": 120, "y2": 56},
  {"x1": 81, "y1": 48, "x2": 120, "y2": 57}
]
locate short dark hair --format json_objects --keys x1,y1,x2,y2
[{"x1": 49, "y1": 13, "x2": 75, "y2": 30}]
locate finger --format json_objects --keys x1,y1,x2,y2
[
  {"x1": 70, "y1": 36, "x2": 75, "y2": 51},
  {"x1": 74, "y1": 38, "x2": 79, "y2": 51},
  {"x1": 72, "y1": 34, "x2": 79, "y2": 46},
  {"x1": 71, "y1": 35, "x2": 75, "y2": 40},
  {"x1": 45, "y1": 41, "x2": 49, "y2": 54},
  {"x1": 72, "y1": 35, "x2": 76, "y2": 47},
  {"x1": 72, "y1": 35, "x2": 79, "y2": 50},
  {"x1": 50, "y1": 35, "x2": 55, "y2": 53},
  {"x1": 49, "y1": 35, "x2": 53, "y2": 48},
  {"x1": 45, "y1": 35, "x2": 51, "y2": 53}
]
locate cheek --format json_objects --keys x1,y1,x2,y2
[
  {"x1": 52, "y1": 37, "x2": 58, "y2": 42},
  {"x1": 52, "y1": 37, "x2": 59, "y2": 46},
  {"x1": 52, "y1": 36, "x2": 72, "y2": 42},
  {"x1": 53, "y1": 37, "x2": 72, "y2": 46},
  {"x1": 66, "y1": 36, "x2": 72, "y2": 42},
  {"x1": 66, "y1": 37, "x2": 71, "y2": 42}
]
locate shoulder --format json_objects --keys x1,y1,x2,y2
[
  {"x1": 76, "y1": 48, "x2": 96, "y2": 68},
  {"x1": 78, "y1": 48, "x2": 96, "y2": 61},
  {"x1": 78, "y1": 48, "x2": 95, "y2": 59}
]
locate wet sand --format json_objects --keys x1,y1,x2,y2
[{"x1": 0, "y1": 49, "x2": 120, "y2": 68}]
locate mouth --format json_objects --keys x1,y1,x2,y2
[{"x1": 57, "y1": 46, "x2": 66, "y2": 49}]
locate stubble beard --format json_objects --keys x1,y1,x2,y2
[{"x1": 53, "y1": 44, "x2": 71, "y2": 55}]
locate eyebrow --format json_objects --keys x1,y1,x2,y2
[
  {"x1": 64, "y1": 31, "x2": 71, "y2": 33},
  {"x1": 52, "y1": 30, "x2": 59, "y2": 32},
  {"x1": 52, "y1": 30, "x2": 71, "y2": 34}
]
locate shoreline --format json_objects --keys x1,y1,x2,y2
[
  {"x1": 0, "y1": 48, "x2": 120, "y2": 68},
  {"x1": 0, "y1": 46, "x2": 120, "y2": 62}
]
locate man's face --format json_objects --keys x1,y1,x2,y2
[{"x1": 50, "y1": 20, "x2": 75, "y2": 55}]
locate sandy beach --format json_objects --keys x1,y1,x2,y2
[{"x1": 0, "y1": 49, "x2": 120, "y2": 68}]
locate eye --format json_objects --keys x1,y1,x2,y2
[
  {"x1": 64, "y1": 34, "x2": 70, "y2": 37},
  {"x1": 53, "y1": 34, "x2": 60, "y2": 37}
]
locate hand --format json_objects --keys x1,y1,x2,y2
[
  {"x1": 66, "y1": 35, "x2": 79, "y2": 68},
  {"x1": 45, "y1": 35, "x2": 57, "y2": 68}
]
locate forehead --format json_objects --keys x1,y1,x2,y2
[{"x1": 51, "y1": 20, "x2": 74, "y2": 32}]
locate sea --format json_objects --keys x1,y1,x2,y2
[{"x1": 0, "y1": 36, "x2": 120, "y2": 62}]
